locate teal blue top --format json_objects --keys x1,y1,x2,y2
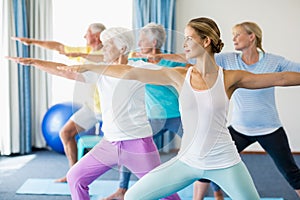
[{"x1": 129, "y1": 58, "x2": 186, "y2": 119}]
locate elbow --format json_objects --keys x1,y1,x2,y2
[{"x1": 280, "y1": 73, "x2": 295, "y2": 86}]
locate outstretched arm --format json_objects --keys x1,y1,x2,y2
[
  {"x1": 11, "y1": 37, "x2": 65, "y2": 54},
  {"x1": 6, "y1": 57, "x2": 84, "y2": 81},
  {"x1": 132, "y1": 52, "x2": 188, "y2": 64},
  {"x1": 64, "y1": 52, "x2": 104, "y2": 63},
  {"x1": 225, "y1": 70, "x2": 300, "y2": 98},
  {"x1": 58, "y1": 63, "x2": 186, "y2": 91}
]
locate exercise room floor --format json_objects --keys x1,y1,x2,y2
[{"x1": 1, "y1": 148, "x2": 300, "y2": 200}]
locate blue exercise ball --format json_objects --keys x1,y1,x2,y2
[{"x1": 42, "y1": 102, "x2": 81, "y2": 154}]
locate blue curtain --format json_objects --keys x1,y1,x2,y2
[
  {"x1": 133, "y1": 0, "x2": 177, "y2": 152},
  {"x1": 133, "y1": 0, "x2": 176, "y2": 53},
  {"x1": 13, "y1": 0, "x2": 31, "y2": 154}
]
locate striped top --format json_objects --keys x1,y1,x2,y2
[{"x1": 215, "y1": 52, "x2": 300, "y2": 135}]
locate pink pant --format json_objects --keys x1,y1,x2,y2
[{"x1": 66, "y1": 137, "x2": 181, "y2": 200}]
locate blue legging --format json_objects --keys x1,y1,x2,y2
[
  {"x1": 119, "y1": 117, "x2": 183, "y2": 189},
  {"x1": 206, "y1": 126, "x2": 300, "y2": 191},
  {"x1": 124, "y1": 158, "x2": 260, "y2": 200}
]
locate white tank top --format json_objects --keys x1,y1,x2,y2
[
  {"x1": 177, "y1": 67, "x2": 241, "y2": 169},
  {"x1": 82, "y1": 60, "x2": 153, "y2": 141}
]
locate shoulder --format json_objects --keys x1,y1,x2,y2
[
  {"x1": 223, "y1": 69, "x2": 250, "y2": 84},
  {"x1": 172, "y1": 66, "x2": 188, "y2": 77},
  {"x1": 215, "y1": 52, "x2": 239, "y2": 67},
  {"x1": 263, "y1": 52, "x2": 285, "y2": 60},
  {"x1": 223, "y1": 68, "x2": 250, "y2": 77},
  {"x1": 160, "y1": 66, "x2": 188, "y2": 78},
  {"x1": 215, "y1": 52, "x2": 238, "y2": 59}
]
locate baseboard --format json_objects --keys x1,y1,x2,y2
[
  {"x1": 242, "y1": 151, "x2": 300, "y2": 155},
  {"x1": 166, "y1": 149, "x2": 300, "y2": 155}
]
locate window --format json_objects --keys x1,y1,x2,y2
[{"x1": 51, "y1": 0, "x2": 133, "y2": 104}]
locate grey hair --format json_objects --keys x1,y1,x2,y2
[
  {"x1": 140, "y1": 22, "x2": 166, "y2": 49},
  {"x1": 100, "y1": 27, "x2": 134, "y2": 55},
  {"x1": 89, "y1": 23, "x2": 106, "y2": 34}
]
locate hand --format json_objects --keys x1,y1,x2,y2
[
  {"x1": 11, "y1": 37, "x2": 33, "y2": 45},
  {"x1": 57, "y1": 65, "x2": 87, "y2": 73},
  {"x1": 5, "y1": 56, "x2": 34, "y2": 65},
  {"x1": 147, "y1": 53, "x2": 162, "y2": 63},
  {"x1": 131, "y1": 52, "x2": 162, "y2": 63}
]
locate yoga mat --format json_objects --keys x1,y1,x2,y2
[
  {"x1": 202, "y1": 199, "x2": 283, "y2": 200},
  {"x1": 16, "y1": 178, "x2": 284, "y2": 200},
  {"x1": 16, "y1": 178, "x2": 130, "y2": 197}
]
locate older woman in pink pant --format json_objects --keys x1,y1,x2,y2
[{"x1": 7, "y1": 27, "x2": 180, "y2": 200}]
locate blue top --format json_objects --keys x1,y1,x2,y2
[
  {"x1": 129, "y1": 57, "x2": 186, "y2": 119},
  {"x1": 215, "y1": 52, "x2": 300, "y2": 135}
]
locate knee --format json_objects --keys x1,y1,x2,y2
[
  {"x1": 66, "y1": 167, "x2": 83, "y2": 189},
  {"x1": 66, "y1": 168, "x2": 75, "y2": 187},
  {"x1": 59, "y1": 123, "x2": 77, "y2": 143}
]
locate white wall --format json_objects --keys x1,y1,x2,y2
[
  {"x1": 51, "y1": 0, "x2": 133, "y2": 105},
  {"x1": 50, "y1": 0, "x2": 300, "y2": 152},
  {"x1": 176, "y1": 0, "x2": 300, "y2": 152}
]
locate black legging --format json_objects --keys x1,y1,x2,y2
[{"x1": 199, "y1": 126, "x2": 300, "y2": 190}]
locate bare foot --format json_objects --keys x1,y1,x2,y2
[
  {"x1": 54, "y1": 176, "x2": 67, "y2": 183},
  {"x1": 296, "y1": 189, "x2": 300, "y2": 197},
  {"x1": 214, "y1": 190, "x2": 224, "y2": 200},
  {"x1": 102, "y1": 188, "x2": 127, "y2": 200}
]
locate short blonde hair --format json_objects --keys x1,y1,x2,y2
[{"x1": 233, "y1": 22, "x2": 265, "y2": 53}]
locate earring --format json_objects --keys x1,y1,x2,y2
[{"x1": 120, "y1": 46, "x2": 126, "y2": 54}]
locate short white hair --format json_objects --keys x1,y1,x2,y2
[
  {"x1": 140, "y1": 23, "x2": 166, "y2": 48},
  {"x1": 100, "y1": 27, "x2": 134, "y2": 55},
  {"x1": 89, "y1": 23, "x2": 106, "y2": 34}
]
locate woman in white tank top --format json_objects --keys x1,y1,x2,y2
[{"x1": 10, "y1": 17, "x2": 300, "y2": 200}]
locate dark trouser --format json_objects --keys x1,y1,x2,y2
[{"x1": 200, "y1": 126, "x2": 300, "y2": 190}]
